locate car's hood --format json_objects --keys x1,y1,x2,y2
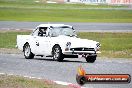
[{"x1": 57, "y1": 35, "x2": 98, "y2": 48}]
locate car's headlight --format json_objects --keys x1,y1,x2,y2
[
  {"x1": 96, "y1": 43, "x2": 101, "y2": 48},
  {"x1": 65, "y1": 42, "x2": 71, "y2": 51},
  {"x1": 96, "y1": 43, "x2": 101, "y2": 51}
]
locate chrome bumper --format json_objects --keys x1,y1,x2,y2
[{"x1": 63, "y1": 51, "x2": 101, "y2": 55}]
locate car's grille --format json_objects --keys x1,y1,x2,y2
[{"x1": 70, "y1": 48, "x2": 94, "y2": 51}]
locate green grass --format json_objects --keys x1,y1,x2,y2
[
  {"x1": 0, "y1": 74, "x2": 67, "y2": 88},
  {"x1": 0, "y1": 8, "x2": 132, "y2": 22},
  {"x1": 0, "y1": 31, "x2": 30, "y2": 48},
  {"x1": 0, "y1": 0, "x2": 132, "y2": 22},
  {"x1": 0, "y1": 31, "x2": 132, "y2": 58}
]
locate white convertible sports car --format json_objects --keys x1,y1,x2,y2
[{"x1": 17, "y1": 24, "x2": 101, "y2": 63}]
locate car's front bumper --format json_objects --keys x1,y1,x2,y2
[{"x1": 63, "y1": 50, "x2": 101, "y2": 55}]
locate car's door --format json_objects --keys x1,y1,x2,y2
[
  {"x1": 35, "y1": 36, "x2": 51, "y2": 55},
  {"x1": 31, "y1": 27, "x2": 52, "y2": 55},
  {"x1": 29, "y1": 28, "x2": 39, "y2": 54},
  {"x1": 29, "y1": 27, "x2": 47, "y2": 55}
]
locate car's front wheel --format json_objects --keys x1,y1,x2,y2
[
  {"x1": 23, "y1": 43, "x2": 34, "y2": 59},
  {"x1": 52, "y1": 45, "x2": 64, "y2": 62},
  {"x1": 85, "y1": 55, "x2": 96, "y2": 63}
]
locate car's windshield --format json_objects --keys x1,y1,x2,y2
[{"x1": 51, "y1": 26, "x2": 77, "y2": 37}]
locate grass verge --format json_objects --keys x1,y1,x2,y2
[
  {"x1": 0, "y1": 30, "x2": 132, "y2": 58},
  {"x1": 0, "y1": 0, "x2": 132, "y2": 22},
  {"x1": 0, "y1": 74, "x2": 67, "y2": 88}
]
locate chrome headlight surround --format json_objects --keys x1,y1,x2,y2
[
  {"x1": 96, "y1": 43, "x2": 101, "y2": 51},
  {"x1": 65, "y1": 42, "x2": 71, "y2": 51}
]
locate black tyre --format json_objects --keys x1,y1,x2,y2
[
  {"x1": 52, "y1": 45, "x2": 64, "y2": 62},
  {"x1": 85, "y1": 55, "x2": 96, "y2": 63},
  {"x1": 23, "y1": 43, "x2": 34, "y2": 59}
]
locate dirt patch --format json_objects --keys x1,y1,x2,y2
[{"x1": 0, "y1": 48, "x2": 22, "y2": 54}]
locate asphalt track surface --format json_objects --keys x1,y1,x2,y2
[
  {"x1": 0, "y1": 54, "x2": 132, "y2": 88},
  {"x1": 0, "y1": 21, "x2": 132, "y2": 32}
]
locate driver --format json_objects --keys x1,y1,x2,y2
[{"x1": 38, "y1": 27, "x2": 47, "y2": 36}]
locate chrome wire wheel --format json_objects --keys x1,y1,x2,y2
[
  {"x1": 24, "y1": 45, "x2": 31, "y2": 57},
  {"x1": 24, "y1": 43, "x2": 34, "y2": 59},
  {"x1": 53, "y1": 47, "x2": 60, "y2": 60},
  {"x1": 52, "y1": 45, "x2": 64, "y2": 62}
]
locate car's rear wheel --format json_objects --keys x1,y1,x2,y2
[
  {"x1": 23, "y1": 43, "x2": 34, "y2": 59},
  {"x1": 85, "y1": 55, "x2": 96, "y2": 63},
  {"x1": 52, "y1": 45, "x2": 64, "y2": 62}
]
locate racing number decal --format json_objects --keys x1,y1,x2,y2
[{"x1": 36, "y1": 41, "x2": 39, "y2": 46}]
